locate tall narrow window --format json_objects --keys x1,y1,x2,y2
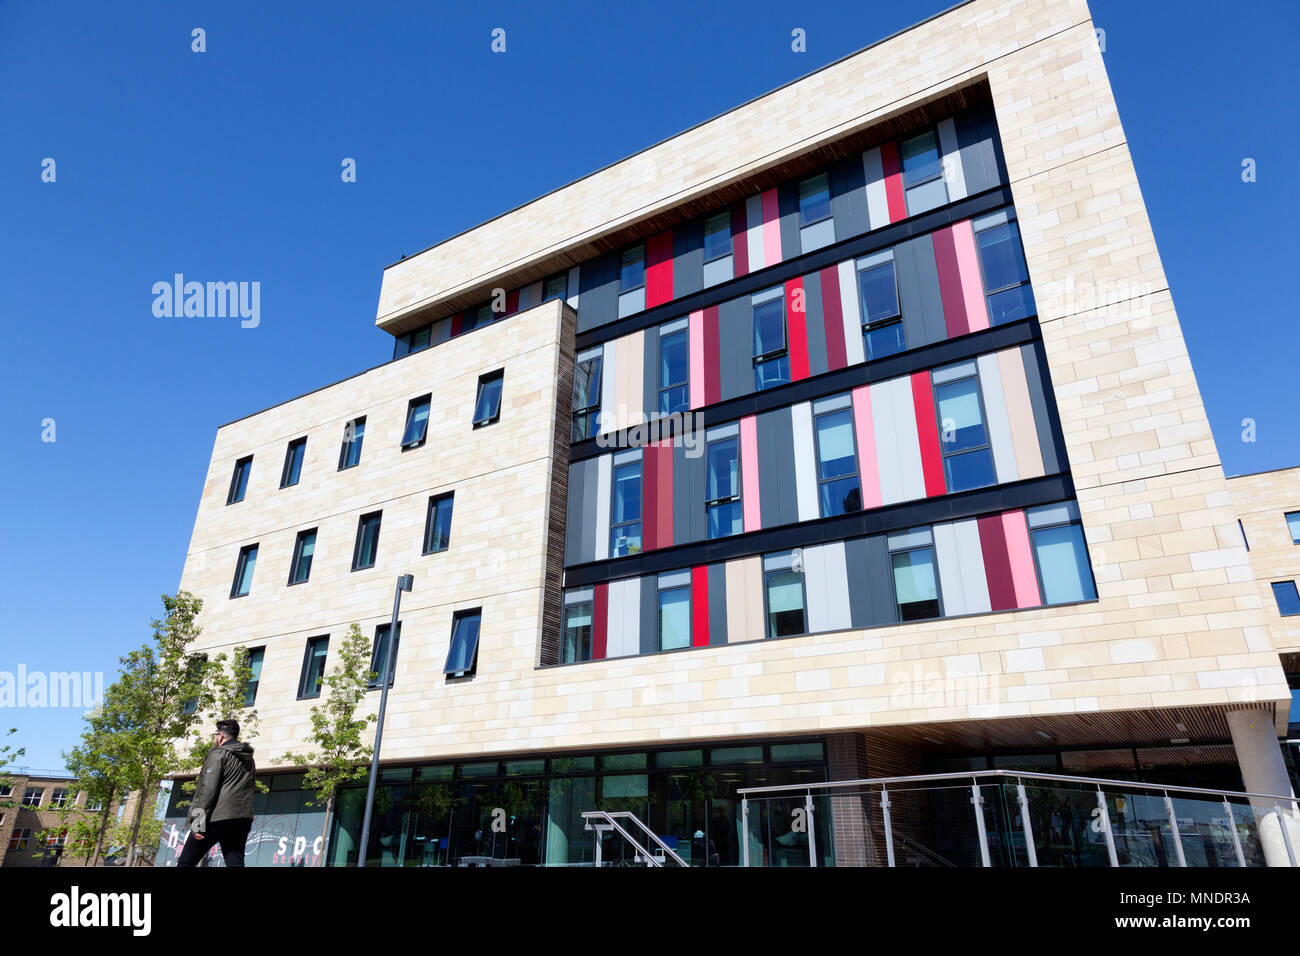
[
  {"x1": 1272, "y1": 581, "x2": 1300, "y2": 617},
  {"x1": 889, "y1": 528, "x2": 940, "y2": 621},
  {"x1": 369, "y1": 623, "x2": 401, "y2": 689},
  {"x1": 279, "y1": 437, "x2": 307, "y2": 488},
  {"x1": 657, "y1": 570, "x2": 692, "y2": 650},
  {"x1": 1026, "y1": 502, "x2": 1097, "y2": 605},
  {"x1": 288, "y1": 528, "x2": 317, "y2": 585},
  {"x1": 231, "y1": 544, "x2": 258, "y2": 598},
  {"x1": 610, "y1": 452, "x2": 643, "y2": 557},
  {"x1": 542, "y1": 272, "x2": 568, "y2": 302},
  {"x1": 813, "y1": 395, "x2": 861, "y2": 517},
  {"x1": 561, "y1": 591, "x2": 594, "y2": 664},
  {"x1": 571, "y1": 349, "x2": 603, "y2": 441},
  {"x1": 243, "y1": 647, "x2": 265, "y2": 707},
  {"x1": 933, "y1": 362, "x2": 996, "y2": 492},
  {"x1": 227, "y1": 455, "x2": 253, "y2": 504},
  {"x1": 798, "y1": 173, "x2": 832, "y2": 225},
  {"x1": 338, "y1": 417, "x2": 365, "y2": 470},
  {"x1": 402, "y1": 395, "x2": 431, "y2": 449},
  {"x1": 473, "y1": 370, "x2": 504, "y2": 427},
  {"x1": 703, "y1": 211, "x2": 732, "y2": 261},
  {"x1": 658, "y1": 320, "x2": 690, "y2": 415},
  {"x1": 445, "y1": 610, "x2": 482, "y2": 677},
  {"x1": 298, "y1": 636, "x2": 329, "y2": 699},
  {"x1": 763, "y1": 551, "x2": 806, "y2": 638},
  {"x1": 752, "y1": 287, "x2": 789, "y2": 390},
  {"x1": 705, "y1": 424, "x2": 743, "y2": 539},
  {"x1": 900, "y1": 130, "x2": 947, "y2": 213},
  {"x1": 618, "y1": 245, "x2": 646, "y2": 318},
  {"x1": 857, "y1": 251, "x2": 905, "y2": 360},
  {"x1": 1286, "y1": 511, "x2": 1300, "y2": 545},
  {"x1": 352, "y1": 512, "x2": 381, "y2": 571},
  {"x1": 973, "y1": 211, "x2": 1036, "y2": 325},
  {"x1": 423, "y1": 492, "x2": 454, "y2": 554}
]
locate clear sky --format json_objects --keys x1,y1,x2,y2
[{"x1": 1, "y1": 0, "x2": 1296, "y2": 769}]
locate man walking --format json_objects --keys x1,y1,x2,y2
[{"x1": 177, "y1": 719, "x2": 256, "y2": 867}]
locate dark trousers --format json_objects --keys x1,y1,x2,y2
[{"x1": 177, "y1": 818, "x2": 253, "y2": 868}]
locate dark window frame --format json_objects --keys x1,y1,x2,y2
[
  {"x1": 609, "y1": 457, "x2": 643, "y2": 557},
  {"x1": 932, "y1": 370, "x2": 997, "y2": 494},
  {"x1": 279, "y1": 437, "x2": 307, "y2": 488},
  {"x1": 571, "y1": 350, "x2": 603, "y2": 442},
  {"x1": 297, "y1": 636, "x2": 330, "y2": 700},
  {"x1": 422, "y1": 492, "x2": 455, "y2": 555},
  {"x1": 703, "y1": 210, "x2": 733, "y2": 263},
  {"x1": 1273, "y1": 580, "x2": 1300, "y2": 617},
  {"x1": 338, "y1": 416, "x2": 366, "y2": 470},
  {"x1": 231, "y1": 543, "x2": 258, "y2": 598},
  {"x1": 705, "y1": 431, "x2": 743, "y2": 540},
  {"x1": 657, "y1": 573, "x2": 693, "y2": 651},
  {"x1": 751, "y1": 293, "x2": 790, "y2": 391},
  {"x1": 561, "y1": 598, "x2": 594, "y2": 665},
  {"x1": 444, "y1": 609, "x2": 483, "y2": 678},
  {"x1": 541, "y1": 272, "x2": 569, "y2": 303},
  {"x1": 401, "y1": 394, "x2": 432, "y2": 450},
  {"x1": 369, "y1": 622, "x2": 401, "y2": 690},
  {"x1": 888, "y1": 541, "x2": 944, "y2": 622},
  {"x1": 899, "y1": 128, "x2": 944, "y2": 189},
  {"x1": 812, "y1": 399, "x2": 863, "y2": 518},
  {"x1": 1026, "y1": 512, "x2": 1097, "y2": 608},
  {"x1": 288, "y1": 528, "x2": 317, "y2": 585},
  {"x1": 657, "y1": 322, "x2": 690, "y2": 416},
  {"x1": 762, "y1": 554, "x2": 808, "y2": 639},
  {"x1": 797, "y1": 171, "x2": 833, "y2": 227},
  {"x1": 243, "y1": 646, "x2": 265, "y2": 707},
  {"x1": 227, "y1": 455, "x2": 253, "y2": 505},
  {"x1": 856, "y1": 257, "x2": 906, "y2": 359},
  {"x1": 619, "y1": 244, "x2": 646, "y2": 293},
  {"x1": 1286, "y1": 511, "x2": 1300, "y2": 545},
  {"x1": 352, "y1": 511, "x2": 382, "y2": 571},
  {"x1": 473, "y1": 370, "x2": 505, "y2": 428}
]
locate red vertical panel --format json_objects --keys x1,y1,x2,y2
[
  {"x1": 691, "y1": 566, "x2": 710, "y2": 647},
  {"x1": 731, "y1": 201, "x2": 749, "y2": 277},
  {"x1": 592, "y1": 583, "x2": 608, "y2": 660},
  {"x1": 642, "y1": 444, "x2": 658, "y2": 552},
  {"x1": 910, "y1": 371, "x2": 946, "y2": 497},
  {"x1": 819, "y1": 265, "x2": 847, "y2": 370},
  {"x1": 703, "y1": 305, "x2": 721, "y2": 405},
  {"x1": 786, "y1": 277, "x2": 810, "y2": 381},
  {"x1": 450, "y1": 312, "x2": 464, "y2": 337},
  {"x1": 977, "y1": 515, "x2": 1016, "y2": 611},
  {"x1": 645, "y1": 231, "x2": 675, "y2": 308},
  {"x1": 504, "y1": 289, "x2": 520, "y2": 318},
  {"x1": 880, "y1": 141, "x2": 907, "y2": 223},
  {"x1": 656, "y1": 440, "x2": 674, "y2": 549},
  {"x1": 931, "y1": 225, "x2": 969, "y2": 338}
]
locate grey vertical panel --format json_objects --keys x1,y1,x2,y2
[
  {"x1": 756, "y1": 410, "x2": 781, "y2": 530},
  {"x1": 566, "y1": 459, "x2": 598, "y2": 565},
  {"x1": 802, "y1": 270, "x2": 828, "y2": 377},
  {"x1": 910, "y1": 234, "x2": 948, "y2": 345},
  {"x1": 830, "y1": 153, "x2": 870, "y2": 240},
  {"x1": 864, "y1": 534, "x2": 897, "y2": 626},
  {"x1": 777, "y1": 182, "x2": 801, "y2": 260},
  {"x1": 640, "y1": 576, "x2": 657, "y2": 655},
  {"x1": 1022, "y1": 342, "x2": 1066, "y2": 475},
  {"x1": 893, "y1": 241, "x2": 930, "y2": 351},
  {"x1": 644, "y1": 331, "x2": 659, "y2": 418},
  {"x1": 708, "y1": 563, "x2": 729, "y2": 645},
  {"x1": 688, "y1": 443, "x2": 707, "y2": 543},
  {"x1": 844, "y1": 538, "x2": 873, "y2": 628},
  {"x1": 955, "y1": 104, "x2": 1005, "y2": 195},
  {"x1": 673, "y1": 441, "x2": 693, "y2": 547},
  {"x1": 716, "y1": 296, "x2": 751, "y2": 402},
  {"x1": 757, "y1": 406, "x2": 799, "y2": 528},
  {"x1": 674, "y1": 219, "x2": 704, "y2": 300},
  {"x1": 576, "y1": 251, "x2": 620, "y2": 333}
]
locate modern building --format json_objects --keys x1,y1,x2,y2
[{"x1": 158, "y1": 0, "x2": 1298, "y2": 866}]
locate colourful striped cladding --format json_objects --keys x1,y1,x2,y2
[
  {"x1": 996, "y1": 347, "x2": 1046, "y2": 479},
  {"x1": 504, "y1": 288, "x2": 520, "y2": 317},
  {"x1": 951, "y1": 220, "x2": 989, "y2": 332},
  {"x1": 879, "y1": 141, "x2": 907, "y2": 223},
  {"x1": 819, "y1": 265, "x2": 847, "y2": 371},
  {"x1": 691, "y1": 566, "x2": 710, "y2": 647},
  {"x1": 592, "y1": 582, "x2": 608, "y2": 660},
  {"x1": 731, "y1": 200, "x2": 749, "y2": 276},
  {"x1": 653, "y1": 440, "x2": 674, "y2": 549},
  {"x1": 837, "y1": 259, "x2": 866, "y2": 365},
  {"x1": 761, "y1": 188, "x2": 782, "y2": 266},
  {"x1": 786, "y1": 277, "x2": 810, "y2": 381},
  {"x1": 724, "y1": 555, "x2": 764, "y2": 642},
  {"x1": 450, "y1": 312, "x2": 464, "y2": 336},
  {"x1": 977, "y1": 513, "x2": 1017, "y2": 612},
  {"x1": 851, "y1": 386, "x2": 882, "y2": 509},
  {"x1": 932, "y1": 224, "x2": 969, "y2": 337},
  {"x1": 740, "y1": 415, "x2": 762, "y2": 532},
  {"x1": 1001, "y1": 509, "x2": 1042, "y2": 608},
  {"x1": 910, "y1": 370, "x2": 946, "y2": 498},
  {"x1": 862, "y1": 147, "x2": 890, "y2": 229},
  {"x1": 689, "y1": 309, "x2": 706, "y2": 409},
  {"x1": 703, "y1": 306, "x2": 721, "y2": 405},
  {"x1": 645, "y1": 231, "x2": 674, "y2": 308}
]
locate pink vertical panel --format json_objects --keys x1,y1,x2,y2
[
  {"x1": 880, "y1": 142, "x2": 907, "y2": 223},
  {"x1": 851, "y1": 386, "x2": 882, "y2": 509},
  {"x1": 761, "y1": 188, "x2": 782, "y2": 265},
  {"x1": 740, "y1": 415, "x2": 762, "y2": 531},
  {"x1": 931, "y1": 224, "x2": 970, "y2": 338},
  {"x1": 952, "y1": 220, "x2": 990, "y2": 332},
  {"x1": 1000, "y1": 509, "x2": 1042, "y2": 608},
  {"x1": 688, "y1": 309, "x2": 706, "y2": 409}
]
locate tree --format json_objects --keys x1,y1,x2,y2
[
  {"x1": 279, "y1": 623, "x2": 377, "y2": 866},
  {"x1": 62, "y1": 728, "x2": 132, "y2": 867},
  {"x1": 0, "y1": 728, "x2": 24, "y2": 815}
]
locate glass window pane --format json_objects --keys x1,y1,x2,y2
[
  {"x1": 1272, "y1": 582, "x2": 1300, "y2": 616},
  {"x1": 904, "y1": 178, "x2": 948, "y2": 214},
  {"x1": 445, "y1": 613, "x2": 481, "y2": 674},
  {"x1": 977, "y1": 223, "x2": 1030, "y2": 291},
  {"x1": 858, "y1": 263, "x2": 899, "y2": 323},
  {"x1": 543, "y1": 274, "x2": 567, "y2": 301},
  {"x1": 573, "y1": 357, "x2": 602, "y2": 411},
  {"x1": 1034, "y1": 524, "x2": 1097, "y2": 605},
  {"x1": 706, "y1": 437, "x2": 739, "y2": 502},
  {"x1": 402, "y1": 400, "x2": 430, "y2": 446},
  {"x1": 798, "y1": 174, "x2": 831, "y2": 224},
  {"x1": 704, "y1": 212, "x2": 731, "y2": 261},
  {"x1": 818, "y1": 475, "x2": 862, "y2": 517},
  {"x1": 936, "y1": 378, "x2": 986, "y2": 452},
  {"x1": 612, "y1": 463, "x2": 642, "y2": 524},
  {"x1": 562, "y1": 603, "x2": 593, "y2": 664},
  {"x1": 620, "y1": 247, "x2": 645, "y2": 291},
  {"x1": 707, "y1": 500, "x2": 744, "y2": 539},
  {"x1": 901, "y1": 132, "x2": 941, "y2": 185},
  {"x1": 658, "y1": 384, "x2": 689, "y2": 416},
  {"x1": 815, "y1": 409, "x2": 856, "y2": 478},
  {"x1": 659, "y1": 588, "x2": 691, "y2": 650},
  {"x1": 752, "y1": 299, "x2": 786, "y2": 357},
  {"x1": 864, "y1": 322, "x2": 906, "y2": 360},
  {"x1": 892, "y1": 549, "x2": 939, "y2": 620},
  {"x1": 755, "y1": 355, "x2": 790, "y2": 391},
  {"x1": 474, "y1": 375, "x2": 503, "y2": 424},
  {"x1": 766, "y1": 570, "x2": 805, "y2": 638},
  {"x1": 660, "y1": 329, "x2": 688, "y2": 389},
  {"x1": 1287, "y1": 512, "x2": 1300, "y2": 544},
  {"x1": 986, "y1": 284, "x2": 1036, "y2": 325},
  {"x1": 943, "y1": 448, "x2": 997, "y2": 492}
]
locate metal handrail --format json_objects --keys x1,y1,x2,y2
[{"x1": 582, "y1": 811, "x2": 690, "y2": 867}]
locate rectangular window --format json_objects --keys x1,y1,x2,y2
[
  {"x1": 22, "y1": 789, "x2": 43, "y2": 808},
  {"x1": 706, "y1": 424, "x2": 743, "y2": 539},
  {"x1": 657, "y1": 570, "x2": 692, "y2": 650},
  {"x1": 1273, "y1": 581, "x2": 1300, "y2": 617},
  {"x1": 46, "y1": 829, "x2": 68, "y2": 848},
  {"x1": 243, "y1": 647, "x2": 264, "y2": 707},
  {"x1": 9, "y1": 828, "x2": 31, "y2": 850},
  {"x1": 288, "y1": 528, "x2": 317, "y2": 585},
  {"x1": 763, "y1": 551, "x2": 806, "y2": 638},
  {"x1": 338, "y1": 417, "x2": 366, "y2": 470},
  {"x1": 610, "y1": 453, "x2": 643, "y2": 557},
  {"x1": 369, "y1": 623, "x2": 401, "y2": 689},
  {"x1": 1026, "y1": 503, "x2": 1097, "y2": 606},
  {"x1": 50, "y1": 789, "x2": 68, "y2": 809},
  {"x1": 444, "y1": 610, "x2": 482, "y2": 677},
  {"x1": 752, "y1": 288, "x2": 789, "y2": 391},
  {"x1": 889, "y1": 528, "x2": 940, "y2": 621},
  {"x1": 620, "y1": 245, "x2": 645, "y2": 292},
  {"x1": 423, "y1": 492, "x2": 454, "y2": 554},
  {"x1": 231, "y1": 544, "x2": 258, "y2": 598},
  {"x1": 973, "y1": 211, "x2": 1036, "y2": 325},
  {"x1": 703, "y1": 211, "x2": 732, "y2": 262},
  {"x1": 857, "y1": 251, "x2": 905, "y2": 360},
  {"x1": 813, "y1": 394, "x2": 862, "y2": 517},
  {"x1": 352, "y1": 512, "x2": 381, "y2": 571},
  {"x1": 227, "y1": 455, "x2": 252, "y2": 504},
  {"x1": 402, "y1": 394, "x2": 432, "y2": 449},
  {"x1": 1287, "y1": 511, "x2": 1300, "y2": 544},
  {"x1": 280, "y1": 437, "x2": 307, "y2": 488},
  {"x1": 900, "y1": 130, "x2": 947, "y2": 213},
  {"x1": 542, "y1": 272, "x2": 569, "y2": 303},
  {"x1": 395, "y1": 323, "x2": 433, "y2": 358},
  {"x1": 658, "y1": 319, "x2": 690, "y2": 415},
  {"x1": 473, "y1": 369, "x2": 504, "y2": 427},
  {"x1": 85, "y1": 796, "x2": 104, "y2": 811},
  {"x1": 561, "y1": 591, "x2": 594, "y2": 664},
  {"x1": 798, "y1": 173, "x2": 832, "y2": 225},
  {"x1": 571, "y1": 348, "x2": 603, "y2": 441},
  {"x1": 933, "y1": 362, "x2": 997, "y2": 492},
  {"x1": 298, "y1": 636, "x2": 329, "y2": 699}
]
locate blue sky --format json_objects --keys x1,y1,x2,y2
[{"x1": 1, "y1": 0, "x2": 1295, "y2": 769}]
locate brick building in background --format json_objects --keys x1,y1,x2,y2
[{"x1": 0, "y1": 771, "x2": 132, "y2": 867}]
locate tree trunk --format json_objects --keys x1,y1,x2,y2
[
  {"x1": 126, "y1": 771, "x2": 154, "y2": 866},
  {"x1": 320, "y1": 795, "x2": 333, "y2": 868},
  {"x1": 90, "y1": 807, "x2": 111, "y2": 867}
]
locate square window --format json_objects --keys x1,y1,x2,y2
[
  {"x1": 338, "y1": 417, "x2": 366, "y2": 470},
  {"x1": 1273, "y1": 581, "x2": 1300, "y2": 617},
  {"x1": 798, "y1": 173, "x2": 832, "y2": 226},
  {"x1": 288, "y1": 528, "x2": 316, "y2": 585},
  {"x1": 423, "y1": 493, "x2": 454, "y2": 554},
  {"x1": 764, "y1": 553, "x2": 806, "y2": 638},
  {"x1": 620, "y1": 246, "x2": 645, "y2": 292},
  {"x1": 280, "y1": 437, "x2": 307, "y2": 488},
  {"x1": 542, "y1": 273, "x2": 568, "y2": 302},
  {"x1": 352, "y1": 512, "x2": 382, "y2": 571},
  {"x1": 227, "y1": 455, "x2": 253, "y2": 504},
  {"x1": 444, "y1": 610, "x2": 481, "y2": 677},
  {"x1": 298, "y1": 636, "x2": 329, "y2": 699},
  {"x1": 50, "y1": 789, "x2": 68, "y2": 809},
  {"x1": 891, "y1": 548, "x2": 940, "y2": 621},
  {"x1": 22, "y1": 789, "x2": 43, "y2": 808},
  {"x1": 610, "y1": 459, "x2": 643, "y2": 556},
  {"x1": 9, "y1": 828, "x2": 31, "y2": 850},
  {"x1": 571, "y1": 350, "x2": 603, "y2": 441},
  {"x1": 402, "y1": 395, "x2": 431, "y2": 449},
  {"x1": 369, "y1": 623, "x2": 400, "y2": 689},
  {"x1": 703, "y1": 211, "x2": 732, "y2": 262},
  {"x1": 1286, "y1": 512, "x2": 1300, "y2": 544},
  {"x1": 243, "y1": 647, "x2": 265, "y2": 707},
  {"x1": 473, "y1": 370, "x2": 504, "y2": 427},
  {"x1": 231, "y1": 544, "x2": 258, "y2": 598}
]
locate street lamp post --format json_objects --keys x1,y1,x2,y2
[{"x1": 356, "y1": 572, "x2": 412, "y2": 867}]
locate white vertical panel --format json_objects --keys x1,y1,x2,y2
[
  {"x1": 565, "y1": 265, "x2": 581, "y2": 308},
  {"x1": 802, "y1": 544, "x2": 828, "y2": 633},
  {"x1": 745, "y1": 194, "x2": 766, "y2": 270},
  {"x1": 870, "y1": 380, "x2": 902, "y2": 505},
  {"x1": 607, "y1": 578, "x2": 640, "y2": 658},
  {"x1": 936, "y1": 117, "x2": 968, "y2": 202},
  {"x1": 594, "y1": 454, "x2": 612, "y2": 561},
  {"x1": 600, "y1": 339, "x2": 618, "y2": 435},
  {"x1": 953, "y1": 518, "x2": 991, "y2": 613},
  {"x1": 932, "y1": 522, "x2": 968, "y2": 617},
  {"x1": 522, "y1": 281, "x2": 542, "y2": 310},
  {"x1": 891, "y1": 376, "x2": 925, "y2": 502},
  {"x1": 790, "y1": 401, "x2": 819, "y2": 522},
  {"x1": 976, "y1": 353, "x2": 1019, "y2": 484},
  {"x1": 819, "y1": 541, "x2": 851, "y2": 631},
  {"x1": 862, "y1": 147, "x2": 890, "y2": 231},
  {"x1": 838, "y1": 260, "x2": 865, "y2": 366}
]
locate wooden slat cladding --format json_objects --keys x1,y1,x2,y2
[{"x1": 537, "y1": 303, "x2": 577, "y2": 667}]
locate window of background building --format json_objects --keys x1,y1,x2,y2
[
  {"x1": 423, "y1": 492, "x2": 454, "y2": 554},
  {"x1": 763, "y1": 551, "x2": 806, "y2": 638},
  {"x1": 243, "y1": 647, "x2": 264, "y2": 707},
  {"x1": 1273, "y1": 581, "x2": 1300, "y2": 617},
  {"x1": 900, "y1": 130, "x2": 947, "y2": 213},
  {"x1": 571, "y1": 348, "x2": 603, "y2": 441},
  {"x1": 50, "y1": 789, "x2": 68, "y2": 809},
  {"x1": 22, "y1": 789, "x2": 43, "y2": 808},
  {"x1": 85, "y1": 795, "x2": 104, "y2": 811},
  {"x1": 298, "y1": 636, "x2": 329, "y2": 699},
  {"x1": 444, "y1": 610, "x2": 482, "y2": 677},
  {"x1": 658, "y1": 319, "x2": 690, "y2": 415},
  {"x1": 856, "y1": 250, "x2": 905, "y2": 360},
  {"x1": 705, "y1": 424, "x2": 743, "y2": 539},
  {"x1": 352, "y1": 512, "x2": 382, "y2": 570},
  {"x1": 9, "y1": 828, "x2": 31, "y2": 850},
  {"x1": 813, "y1": 394, "x2": 862, "y2": 517},
  {"x1": 280, "y1": 437, "x2": 307, "y2": 488},
  {"x1": 338, "y1": 416, "x2": 365, "y2": 469},
  {"x1": 703, "y1": 211, "x2": 731, "y2": 262},
  {"x1": 473, "y1": 370, "x2": 504, "y2": 427},
  {"x1": 657, "y1": 570, "x2": 692, "y2": 650},
  {"x1": 889, "y1": 527, "x2": 941, "y2": 621},
  {"x1": 369, "y1": 623, "x2": 401, "y2": 689},
  {"x1": 933, "y1": 362, "x2": 996, "y2": 492},
  {"x1": 227, "y1": 455, "x2": 253, "y2": 504},
  {"x1": 1287, "y1": 511, "x2": 1300, "y2": 544},
  {"x1": 401, "y1": 394, "x2": 431, "y2": 449},
  {"x1": 752, "y1": 287, "x2": 789, "y2": 390},
  {"x1": 288, "y1": 528, "x2": 316, "y2": 585},
  {"x1": 610, "y1": 451, "x2": 643, "y2": 556},
  {"x1": 973, "y1": 210, "x2": 1036, "y2": 325},
  {"x1": 561, "y1": 590, "x2": 594, "y2": 664},
  {"x1": 231, "y1": 544, "x2": 258, "y2": 598},
  {"x1": 1026, "y1": 502, "x2": 1097, "y2": 605}
]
